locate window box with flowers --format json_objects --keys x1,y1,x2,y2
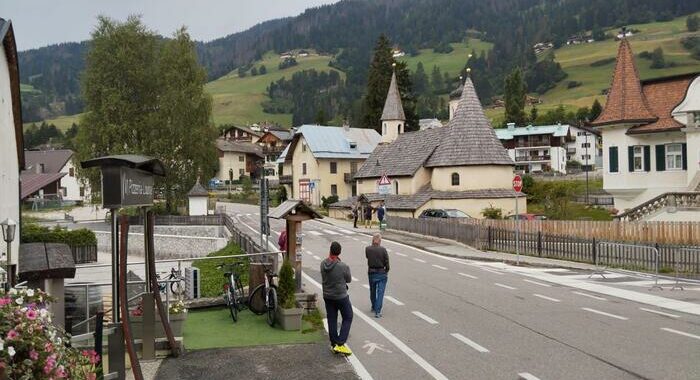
[{"x1": 128, "y1": 300, "x2": 188, "y2": 339}]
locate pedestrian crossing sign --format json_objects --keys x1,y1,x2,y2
[
  {"x1": 377, "y1": 174, "x2": 392, "y2": 194},
  {"x1": 378, "y1": 174, "x2": 391, "y2": 186}
]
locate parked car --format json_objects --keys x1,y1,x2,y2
[
  {"x1": 505, "y1": 213, "x2": 547, "y2": 221},
  {"x1": 419, "y1": 209, "x2": 472, "y2": 219}
]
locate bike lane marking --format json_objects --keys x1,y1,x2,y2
[
  {"x1": 412, "y1": 311, "x2": 439, "y2": 325},
  {"x1": 323, "y1": 318, "x2": 374, "y2": 380},
  {"x1": 450, "y1": 333, "x2": 489, "y2": 353}
]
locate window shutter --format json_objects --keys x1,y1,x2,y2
[
  {"x1": 609, "y1": 147, "x2": 619, "y2": 173},
  {"x1": 644, "y1": 145, "x2": 651, "y2": 172},
  {"x1": 628, "y1": 146, "x2": 634, "y2": 172},
  {"x1": 682, "y1": 143, "x2": 688, "y2": 170},
  {"x1": 655, "y1": 145, "x2": 666, "y2": 171}
]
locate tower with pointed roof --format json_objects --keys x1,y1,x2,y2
[{"x1": 380, "y1": 69, "x2": 406, "y2": 144}]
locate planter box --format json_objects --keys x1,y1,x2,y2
[
  {"x1": 276, "y1": 304, "x2": 303, "y2": 331},
  {"x1": 129, "y1": 312, "x2": 187, "y2": 339}
]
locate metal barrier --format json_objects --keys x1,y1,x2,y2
[{"x1": 594, "y1": 242, "x2": 662, "y2": 290}]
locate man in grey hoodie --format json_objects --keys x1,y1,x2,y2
[{"x1": 321, "y1": 241, "x2": 354, "y2": 355}]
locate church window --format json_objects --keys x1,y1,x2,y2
[{"x1": 451, "y1": 173, "x2": 460, "y2": 186}]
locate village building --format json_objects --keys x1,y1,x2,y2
[
  {"x1": 277, "y1": 124, "x2": 381, "y2": 206},
  {"x1": 0, "y1": 18, "x2": 23, "y2": 277},
  {"x1": 567, "y1": 125, "x2": 603, "y2": 171},
  {"x1": 494, "y1": 123, "x2": 571, "y2": 174},
  {"x1": 221, "y1": 125, "x2": 263, "y2": 143},
  {"x1": 256, "y1": 128, "x2": 293, "y2": 182},
  {"x1": 22, "y1": 149, "x2": 89, "y2": 203},
  {"x1": 330, "y1": 72, "x2": 524, "y2": 219},
  {"x1": 591, "y1": 37, "x2": 700, "y2": 221},
  {"x1": 215, "y1": 139, "x2": 264, "y2": 183}
]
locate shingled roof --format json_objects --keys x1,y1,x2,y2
[
  {"x1": 424, "y1": 77, "x2": 513, "y2": 167},
  {"x1": 380, "y1": 71, "x2": 406, "y2": 121},
  {"x1": 592, "y1": 38, "x2": 657, "y2": 127}
]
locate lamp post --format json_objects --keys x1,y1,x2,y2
[{"x1": 1, "y1": 218, "x2": 17, "y2": 290}]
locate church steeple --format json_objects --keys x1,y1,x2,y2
[{"x1": 380, "y1": 67, "x2": 406, "y2": 144}]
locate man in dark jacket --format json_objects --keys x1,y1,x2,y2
[
  {"x1": 321, "y1": 241, "x2": 353, "y2": 355},
  {"x1": 365, "y1": 233, "x2": 389, "y2": 318}
]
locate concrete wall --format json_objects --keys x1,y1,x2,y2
[
  {"x1": 431, "y1": 165, "x2": 513, "y2": 191},
  {"x1": 95, "y1": 226, "x2": 228, "y2": 258},
  {"x1": 0, "y1": 44, "x2": 20, "y2": 266}
]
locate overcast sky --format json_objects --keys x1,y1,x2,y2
[{"x1": 1, "y1": 0, "x2": 340, "y2": 51}]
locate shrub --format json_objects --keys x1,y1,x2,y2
[
  {"x1": 589, "y1": 57, "x2": 616, "y2": 67},
  {"x1": 321, "y1": 195, "x2": 339, "y2": 210},
  {"x1": 277, "y1": 259, "x2": 297, "y2": 309},
  {"x1": 567, "y1": 81, "x2": 582, "y2": 89},
  {"x1": 481, "y1": 206, "x2": 503, "y2": 219},
  {"x1": 21, "y1": 223, "x2": 97, "y2": 247}
]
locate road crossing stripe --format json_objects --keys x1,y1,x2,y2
[
  {"x1": 432, "y1": 265, "x2": 448, "y2": 270},
  {"x1": 458, "y1": 273, "x2": 478, "y2": 279},
  {"x1": 313, "y1": 255, "x2": 321, "y2": 261},
  {"x1": 495, "y1": 283, "x2": 517, "y2": 290},
  {"x1": 572, "y1": 291, "x2": 607, "y2": 301},
  {"x1": 323, "y1": 229, "x2": 340, "y2": 235},
  {"x1": 352, "y1": 276, "x2": 359, "y2": 282},
  {"x1": 337, "y1": 228, "x2": 355, "y2": 235},
  {"x1": 523, "y1": 279, "x2": 551, "y2": 287},
  {"x1": 323, "y1": 318, "x2": 374, "y2": 380},
  {"x1": 385, "y1": 296, "x2": 405, "y2": 306},
  {"x1": 582, "y1": 307, "x2": 628, "y2": 320},
  {"x1": 533, "y1": 294, "x2": 560, "y2": 302},
  {"x1": 518, "y1": 373, "x2": 542, "y2": 380},
  {"x1": 450, "y1": 333, "x2": 489, "y2": 353},
  {"x1": 308, "y1": 230, "x2": 323, "y2": 236},
  {"x1": 639, "y1": 308, "x2": 680, "y2": 318},
  {"x1": 480, "y1": 267, "x2": 505, "y2": 275},
  {"x1": 661, "y1": 327, "x2": 700, "y2": 340},
  {"x1": 412, "y1": 311, "x2": 439, "y2": 325},
  {"x1": 362, "y1": 284, "x2": 370, "y2": 289},
  {"x1": 393, "y1": 252, "x2": 407, "y2": 257},
  {"x1": 413, "y1": 258, "x2": 427, "y2": 263}
]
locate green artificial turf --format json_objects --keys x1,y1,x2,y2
[{"x1": 183, "y1": 307, "x2": 323, "y2": 350}]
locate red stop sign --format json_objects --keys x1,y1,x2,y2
[{"x1": 512, "y1": 175, "x2": 523, "y2": 192}]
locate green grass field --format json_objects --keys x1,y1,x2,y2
[
  {"x1": 205, "y1": 50, "x2": 339, "y2": 126},
  {"x1": 23, "y1": 113, "x2": 83, "y2": 132},
  {"x1": 400, "y1": 38, "x2": 493, "y2": 78}
]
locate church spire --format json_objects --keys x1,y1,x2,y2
[{"x1": 380, "y1": 69, "x2": 406, "y2": 121}]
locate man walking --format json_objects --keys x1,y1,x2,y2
[
  {"x1": 364, "y1": 204, "x2": 373, "y2": 229},
  {"x1": 377, "y1": 201, "x2": 386, "y2": 229},
  {"x1": 365, "y1": 234, "x2": 389, "y2": 318},
  {"x1": 352, "y1": 202, "x2": 359, "y2": 229},
  {"x1": 321, "y1": 242, "x2": 354, "y2": 355}
]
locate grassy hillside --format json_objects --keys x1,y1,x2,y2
[
  {"x1": 23, "y1": 113, "x2": 83, "y2": 131},
  {"x1": 400, "y1": 38, "x2": 493, "y2": 78},
  {"x1": 205, "y1": 50, "x2": 339, "y2": 126}
]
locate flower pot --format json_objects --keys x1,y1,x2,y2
[
  {"x1": 129, "y1": 312, "x2": 187, "y2": 339},
  {"x1": 276, "y1": 305, "x2": 303, "y2": 331}
]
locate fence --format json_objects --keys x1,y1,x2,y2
[
  {"x1": 387, "y1": 216, "x2": 700, "y2": 274},
  {"x1": 71, "y1": 245, "x2": 98, "y2": 264}
]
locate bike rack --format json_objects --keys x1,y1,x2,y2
[{"x1": 593, "y1": 242, "x2": 662, "y2": 291}]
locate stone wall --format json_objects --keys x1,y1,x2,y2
[{"x1": 95, "y1": 226, "x2": 229, "y2": 259}]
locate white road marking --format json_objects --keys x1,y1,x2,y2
[
  {"x1": 518, "y1": 373, "x2": 542, "y2": 380},
  {"x1": 305, "y1": 273, "x2": 448, "y2": 380},
  {"x1": 639, "y1": 308, "x2": 680, "y2": 318},
  {"x1": 362, "y1": 340, "x2": 392, "y2": 355},
  {"x1": 413, "y1": 258, "x2": 427, "y2": 263},
  {"x1": 458, "y1": 273, "x2": 478, "y2": 279},
  {"x1": 495, "y1": 283, "x2": 517, "y2": 290},
  {"x1": 385, "y1": 296, "x2": 404, "y2": 306},
  {"x1": 245, "y1": 213, "x2": 252, "y2": 216},
  {"x1": 323, "y1": 319, "x2": 374, "y2": 380},
  {"x1": 480, "y1": 268, "x2": 504, "y2": 275},
  {"x1": 412, "y1": 311, "x2": 439, "y2": 325},
  {"x1": 362, "y1": 284, "x2": 370, "y2": 289},
  {"x1": 313, "y1": 255, "x2": 322, "y2": 261},
  {"x1": 432, "y1": 264, "x2": 448, "y2": 270},
  {"x1": 393, "y1": 252, "x2": 407, "y2": 257},
  {"x1": 523, "y1": 279, "x2": 551, "y2": 287},
  {"x1": 337, "y1": 229, "x2": 355, "y2": 235},
  {"x1": 352, "y1": 276, "x2": 359, "y2": 282},
  {"x1": 450, "y1": 333, "x2": 489, "y2": 353},
  {"x1": 323, "y1": 229, "x2": 340, "y2": 235},
  {"x1": 308, "y1": 230, "x2": 323, "y2": 236},
  {"x1": 533, "y1": 294, "x2": 561, "y2": 303},
  {"x1": 582, "y1": 307, "x2": 628, "y2": 320},
  {"x1": 661, "y1": 327, "x2": 700, "y2": 340},
  {"x1": 572, "y1": 291, "x2": 607, "y2": 301}
]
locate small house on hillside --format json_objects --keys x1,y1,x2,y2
[
  {"x1": 23, "y1": 149, "x2": 89, "y2": 203},
  {"x1": 215, "y1": 139, "x2": 264, "y2": 183}
]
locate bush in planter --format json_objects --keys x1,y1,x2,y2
[
  {"x1": 0, "y1": 288, "x2": 99, "y2": 378},
  {"x1": 277, "y1": 259, "x2": 297, "y2": 309}
]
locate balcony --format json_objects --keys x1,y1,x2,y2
[
  {"x1": 515, "y1": 155, "x2": 551, "y2": 162},
  {"x1": 279, "y1": 175, "x2": 293, "y2": 184},
  {"x1": 262, "y1": 146, "x2": 285, "y2": 155},
  {"x1": 344, "y1": 172, "x2": 357, "y2": 183}
]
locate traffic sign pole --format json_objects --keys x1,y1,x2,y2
[{"x1": 512, "y1": 175, "x2": 523, "y2": 266}]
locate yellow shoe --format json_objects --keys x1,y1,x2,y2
[{"x1": 333, "y1": 344, "x2": 353, "y2": 355}]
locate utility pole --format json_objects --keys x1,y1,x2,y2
[{"x1": 585, "y1": 131, "x2": 590, "y2": 204}]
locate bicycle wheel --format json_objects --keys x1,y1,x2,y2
[
  {"x1": 248, "y1": 285, "x2": 266, "y2": 315},
  {"x1": 229, "y1": 286, "x2": 239, "y2": 322},
  {"x1": 234, "y1": 277, "x2": 246, "y2": 310},
  {"x1": 266, "y1": 286, "x2": 278, "y2": 327},
  {"x1": 170, "y1": 276, "x2": 183, "y2": 296}
]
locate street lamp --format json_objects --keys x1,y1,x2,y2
[{"x1": 1, "y1": 218, "x2": 17, "y2": 289}]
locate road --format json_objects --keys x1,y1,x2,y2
[{"x1": 225, "y1": 203, "x2": 700, "y2": 380}]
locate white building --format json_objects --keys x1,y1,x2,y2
[
  {"x1": 0, "y1": 18, "x2": 23, "y2": 278},
  {"x1": 22, "y1": 149, "x2": 90, "y2": 202},
  {"x1": 592, "y1": 37, "x2": 700, "y2": 221},
  {"x1": 494, "y1": 123, "x2": 570, "y2": 174},
  {"x1": 215, "y1": 139, "x2": 264, "y2": 182},
  {"x1": 567, "y1": 125, "x2": 603, "y2": 171}
]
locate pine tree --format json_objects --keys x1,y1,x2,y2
[
  {"x1": 650, "y1": 47, "x2": 666, "y2": 69},
  {"x1": 412, "y1": 62, "x2": 429, "y2": 95},
  {"x1": 529, "y1": 106, "x2": 539, "y2": 123},
  {"x1": 430, "y1": 65, "x2": 444, "y2": 94},
  {"x1": 259, "y1": 64, "x2": 267, "y2": 75},
  {"x1": 503, "y1": 67, "x2": 527, "y2": 126},
  {"x1": 688, "y1": 15, "x2": 700, "y2": 32},
  {"x1": 589, "y1": 99, "x2": 603, "y2": 121}
]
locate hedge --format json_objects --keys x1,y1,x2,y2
[{"x1": 21, "y1": 223, "x2": 97, "y2": 247}]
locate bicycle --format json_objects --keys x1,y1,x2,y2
[
  {"x1": 156, "y1": 267, "x2": 184, "y2": 297},
  {"x1": 248, "y1": 263, "x2": 278, "y2": 327},
  {"x1": 217, "y1": 262, "x2": 246, "y2": 323}
]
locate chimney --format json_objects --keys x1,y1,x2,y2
[{"x1": 507, "y1": 122, "x2": 516, "y2": 131}]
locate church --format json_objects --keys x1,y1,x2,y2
[{"x1": 330, "y1": 71, "x2": 524, "y2": 219}]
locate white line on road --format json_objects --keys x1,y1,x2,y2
[
  {"x1": 450, "y1": 333, "x2": 489, "y2": 353},
  {"x1": 412, "y1": 311, "x2": 439, "y2": 325},
  {"x1": 533, "y1": 294, "x2": 560, "y2": 303},
  {"x1": 308, "y1": 230, "x2": 323, "y2": 236},
  {"x1": 393, "y1": 252, "x2": 407, "y2": 257},
  {"x1": 432, "y1": 264, "x2": 448, "y2": 270},
  {"x1": 639, "y1": 308, "x2": 680, "y2": 318},
  {"x1": 313, "y1": 255, "x2": 322, "y2": 261},
  {"x1": 572, "y1": 291, "x2": 607, "y2": 301},
  {"x1": 518, "y1": 373, "x2": 542, "y2": 380},
  {"x1": 385, "y1": 296, "x2": 405, "y2": 306},
  {"x1": 323, "y1": 318, "x2": 374, "y2": 380},
  {"x1": 523, "y1": 279, "x2": 551, "y2": 287},
  {"x1": 480, "y1": 268, "x2": 505, "y2": 275},
  {"x1": 582, "y1": 307, "x2": 628, "y2": 320},
  {"x1": 303, "y1": 272, "x2": 449, "y2": 380},
  {"x1": 458, "y1": 273, "x2": 478, "y2": 279},
  {"x1": 352, "y1": 276, "x2": 359, "y2": 282},
  {"x1": 413, "y1": 258, "x2": 427, "y2": 263},
  {"x1": 323, "y1": 229, "x2": 340, "y2": 235},
  {"x1": 495, "y1": 283, "x2": 517, "y2": 290},
  {"x1": 362, "y1": 284, "x2": 370, "y2": 289},
  {"x1": 661, "y1": 327, "x2": 700, "y2": 340},
  {"x1": 337, "y1": 229, "x2": 355, "y2": 235}
]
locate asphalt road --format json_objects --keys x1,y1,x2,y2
[{"x1": 224, "y1": 203, "x2": 700, "y2": 380}]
